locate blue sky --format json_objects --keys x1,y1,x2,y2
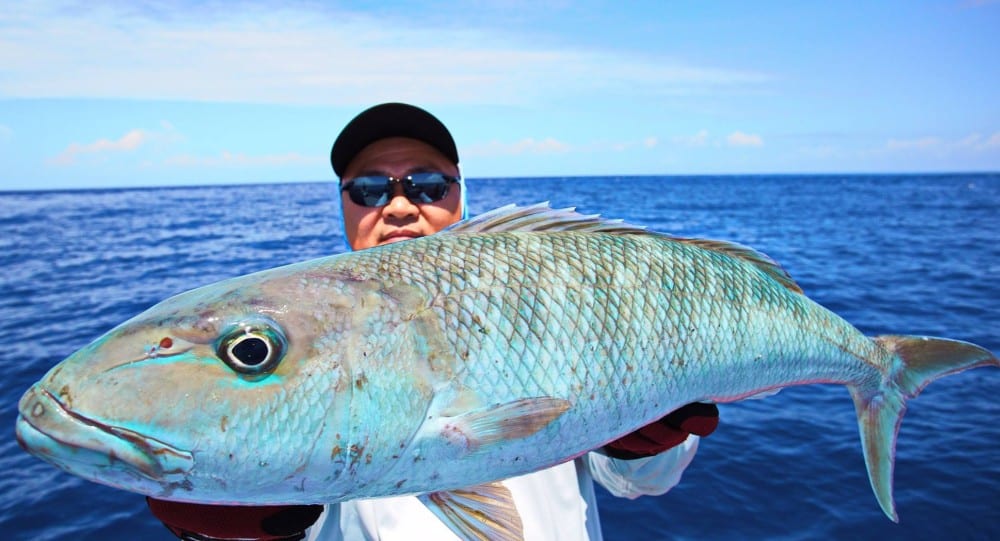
[{"x1": 1, "y1": 0, "x2": 998, "y2": 190}]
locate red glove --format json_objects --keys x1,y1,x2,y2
[
  {"x1": 604, "y1": 402, "x2": 719, "y2": 460},
  {"x1": 146, "y1": 497, "x2": 323, "y2": 541}
]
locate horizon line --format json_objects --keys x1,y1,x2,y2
[{"x1": 2, "y1": 170, "x2": 997, "y2": 195}]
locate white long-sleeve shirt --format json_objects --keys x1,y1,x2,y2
[{"x1": 305, "y1": 437, "x2": 699, "y2": 541}]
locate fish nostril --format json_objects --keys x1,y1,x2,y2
[{"x1": 31, "y1": 402, "x2": 45, "y2": 418}]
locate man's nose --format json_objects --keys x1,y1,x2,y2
[{"x1": 383, "y1": 186, "x2": 419, "y2": 218}]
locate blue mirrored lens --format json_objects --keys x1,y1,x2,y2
[
  {"x1": 342, "y1": 173, "x2": 457, "y2": 208},
  {"x1": 346, "y1": 177, "x2": 391, "y2": 207},
  {"x1": 403, "y1": 173, "x2": 453, "y2": 204}
]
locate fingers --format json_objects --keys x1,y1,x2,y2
[
  {"x1": 663, "y1": 402, "x2": 719, "y2": 437},
  {"x1": 147, "y1": 497, "x2": 323, "y2": 541},
  {"x1": 604, "y1": 403, "x2": 720, "y2": 460}
]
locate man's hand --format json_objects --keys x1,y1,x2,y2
[
  {"x1": 146, "y1": 498, "x2": 323, "y2": 541},
  {"x1": 604, "y1": 403, "x2": 719, "y2": 460}
]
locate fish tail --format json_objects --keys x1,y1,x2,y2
[{"x1": 849, "y1": 335, "x2": 999, "y2": 522}]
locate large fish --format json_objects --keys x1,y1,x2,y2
[{"x1": 16, "y1": 204, "x2": 998, "y2": 540}]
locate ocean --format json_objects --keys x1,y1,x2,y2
[{"x1": 1, "y1": 174, "x2": 998, "y2": 540}]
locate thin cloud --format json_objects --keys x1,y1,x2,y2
[
  {"x1": 463, "y1": 138, "x2": 573, "y2": 157},
  {"x1": 959, "y1": 132, "x2": 1000, "y2": 150},
  {"x1": 886, "y1": 132, "x2": 1000, "y2": 152},
  {"x1": 671, "y1": 130, "x2": 765, "y2": 148},
  {"x1": 465, "y1": 136, "x2": 669, "y2": 158},
  {"x1": 164, "y1": 151, "x2": 323, "y2": 168},
  {"x1": 887, "y1": 136, "x2": 941, "y2": 150},
  {"x1": 0, "y1": 2, "x2": 771, "y2": 106},
  {"x1": 672, "y1": 130, "x2": 710, "y2": 147},
  {"x1": 50, "y1": 129, "x2": 150, "y2": 165},
  {"x1": 727, "y1": 131, "x2": 764, "y2": 147},
  {"x1": 983, "y1": 132, "x2": 1000, "y2": 149}
]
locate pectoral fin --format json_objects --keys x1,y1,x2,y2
[
  {"x1": 441, "y1": 396, "x2": 571, "y2": 451},
  {"x1": 418, "y1": 482, "x2": 524, "y2": 541}
]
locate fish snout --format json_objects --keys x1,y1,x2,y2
[{"x1": 15, "y1": 383, "x2": 194, "y2": 488}]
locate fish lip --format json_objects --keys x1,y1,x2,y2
[{"x1": 16, "y1": 385, "x2": 194, "y2": 481}]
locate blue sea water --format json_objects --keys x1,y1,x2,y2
[{"x1": 1, "y1": 174, "x2": 998, "y2": 540}]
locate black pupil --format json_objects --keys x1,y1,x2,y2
[{"x1": 232, "y1": 336, "x2": 270, "y2": 366}]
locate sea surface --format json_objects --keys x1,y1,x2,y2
[{"x1": 1, "y1": 174, "x2": 998, "y2": 540}]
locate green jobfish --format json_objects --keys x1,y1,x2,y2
[{"x1": 15, "y1": 204, "x2": 998, "y2": 539}]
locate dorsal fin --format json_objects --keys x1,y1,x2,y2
[
  {"x1": 671, "y1": 237, "x2": 804, "y2": 294},
  {"x1": 442, "y1": 202, "x2": 648, "y2": 235},
  {"x1": 443, "y1": 203, "x2": 803, "y2": 294}
]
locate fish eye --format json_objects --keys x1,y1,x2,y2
[{"x1": 216, "y1": 321, "x2": 286, "y2": 378}]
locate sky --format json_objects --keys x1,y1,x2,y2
[{"x1": 0, "y1": 0, "x2": 998, "y2": 190}]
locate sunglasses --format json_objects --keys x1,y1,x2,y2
[{"x1": 340, "y1": 172, "x2": 459, "y2": 208}]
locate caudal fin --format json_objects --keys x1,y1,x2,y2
[{"x1": 848, "y1": 335, "x2": 998, "y2": 522}]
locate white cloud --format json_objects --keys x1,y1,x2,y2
[
  {"x1": 0, "y1": 2, "x2": 771, "y2": 106},
  {"x1": 48, "y1": 122, "x2": 183, "y2": 165},
  {"x1": 726, "y1": 131, "x2": 764, "y2": 147},
  {"x1": 50, "y1": 129, "x2": 150, "y2": 165}
]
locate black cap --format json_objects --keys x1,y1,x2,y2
[{"x1": 330, "y1": 102, "x2": 459, "y2": 177}]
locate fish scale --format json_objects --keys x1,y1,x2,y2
[
  {"x1": 349, "y1": 229, "x2": 870, "y2": 460},
  {"x1": 15, "y1": 203, "x2": 998, "y2": 539}
]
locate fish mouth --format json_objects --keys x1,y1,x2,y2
[{"x1": 15, "y1": 384, "x2": 194, "y2": 484}]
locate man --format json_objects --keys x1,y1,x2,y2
[
  {"x1": 149, "y1": 103, "x2": 718, "y2": 540},
  {"x1": 331, "y1": 103, "x2": 467, "y2": 251}
]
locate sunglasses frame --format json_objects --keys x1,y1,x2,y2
[{"x1": 340, "y1": 172, "x2": 459, "y2": 208}]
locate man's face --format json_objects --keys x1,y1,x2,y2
[{"x1": 340, "y1": 137, "x2": 463, "y2": 250}]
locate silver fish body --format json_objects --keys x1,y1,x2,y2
[{"x1": 15, "y1": 204, "x2": 998, "y2": 528}]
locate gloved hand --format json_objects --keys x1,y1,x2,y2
[
  {"x1": 146, "y1": 497, "x2": 324, "y2": 541},
  {"x1": 604, "y1": 402, "x2": 719, "y2": 460}
]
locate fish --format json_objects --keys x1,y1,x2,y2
[{"x1": 15, "y1": 203, "x2": 998, "y2": 540}]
